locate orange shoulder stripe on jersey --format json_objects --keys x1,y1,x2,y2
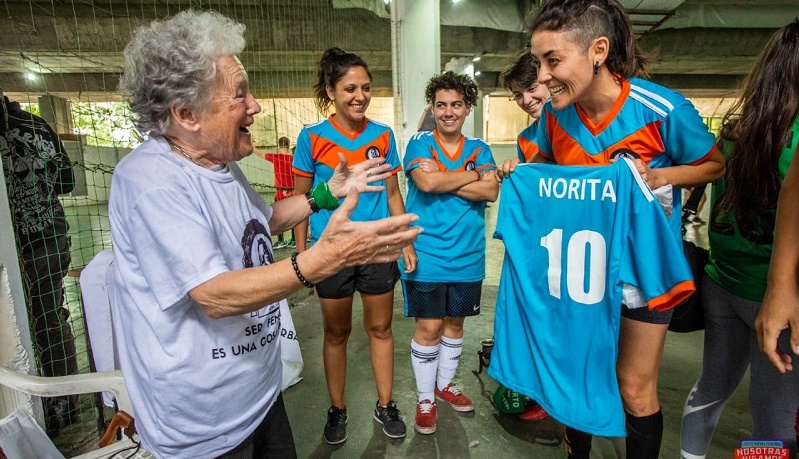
[
  {"x1": 576, "y1": 79, "x2": 630, "y2": 136},
  {"x1": 647, "y1": 280, "x2": 696, "y2": 311},
  {"x1": 292, "y1": 167, "x2": 313, "y2": 178},
  {"x1": 689, "y1": 144, "x2": 720, "y2": 166},
  {"x1": 518, "y1": 136, "x2": 540, "y2": 163},
  {"x1": 310, "y1": 131, "x2": 392, "y2": 172}
]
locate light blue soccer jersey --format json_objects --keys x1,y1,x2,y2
[
  {"x1": 399, "y1": 131, "x2": 496, "y2": 282},
  {"x1": 292, "y1": 116, "x2": 402, "y2": 242},
  {"x1": 535, "y1": 77, "x2": 717, "y2": 239},
  {"x1": 489, "y1": 159, "x2": 695, "y2": 437}
]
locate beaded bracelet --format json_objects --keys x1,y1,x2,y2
[{"x1": 291, "y1": 251, "x2": 315, "y2": 288}]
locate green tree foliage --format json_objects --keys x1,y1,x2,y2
[
  {"x1": 72, "y1": 102, "x2": 140, "y2": 148},
  {"x1": 22, "y1": 102, "x2": 140, "y2": 148}
]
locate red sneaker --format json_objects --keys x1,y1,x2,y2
[
  {"x1": 415, "y1": 400, "x2": 437, "y2": 434},
  {"x1": 518, "y1": 402, "x2": 550, "y2": 422},
  {"x1": 435, "y1": 383, "x2": 474, "y2": 412}
]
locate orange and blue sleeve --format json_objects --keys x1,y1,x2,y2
[
  {"x1": 660, "y1": 97, "x2": 716, "y2": 165},
  {"x1": 292, "y1": 129, "x2": 315, "y2": 178},
  {"x1": 621, "y1": 168, "x2": 696, "y2": 311},
  {"x1": 477, "y1": 142, "x2": 497, "y2": 172},
  {"x1": 403, "y1": 135, "x2": 433, "y2": 174}
]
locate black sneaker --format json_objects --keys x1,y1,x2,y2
[
  {"x1": 324, "y1": 406, "x2": 348, "y2": 445},
  {"x1": 373, "y1": 400, "x2": 407, "y2": 439}
]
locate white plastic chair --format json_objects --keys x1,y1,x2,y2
[
  {"x1": 0, "y1": 366, "x2": 150, "y2": 459},
  {"x1": 0, "y1": 250, "x2": 150, "y2": 458}
]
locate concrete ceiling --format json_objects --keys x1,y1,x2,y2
[{"x1": 0, "y1": 0, "x2": 797, "y2": 101}]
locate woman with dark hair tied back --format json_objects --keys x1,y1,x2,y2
[
  {"x1": 496, "y1": 1, "x2": 725, "y2": 458},
  {"x1": 111, "y1": 12, "x2": 420, "y2": 458},
  {"x1": 681, "y1": 21, "x2": 799, "y2": 459},
  {"x1": 293, "y1": 47, "x2": 417, "y2": 445}
]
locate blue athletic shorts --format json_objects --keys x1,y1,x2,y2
[{"x1": 402, "y1": 280, "x2": 482, "y2": 318}]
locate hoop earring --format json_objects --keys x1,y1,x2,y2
[{"x1": 593, "y1": 61, "x2": 600, "y2": 75}]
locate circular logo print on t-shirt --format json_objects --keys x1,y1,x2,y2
[
  {"x1": 241, "y1": 219, "x2": 274, "y2": 268},
  {"x1": 365, "y1": 146, "x2": 381, "y2": 160},
  {"x1": 464, "y1": 161, "x2": 476, "y2": 171}
]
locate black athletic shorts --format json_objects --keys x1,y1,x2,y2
[
  {"x1": 621, "y1": 303, "x2": 674, "y2": 324},
  {"x1": 315, "y1": 262, "x2": 400, "y2": 299}
]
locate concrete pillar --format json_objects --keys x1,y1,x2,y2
[
  {"x1": 37, "y1": 95, "x2": 87, "y2": 196},
  {"x1": 37, "y1": 95, "x2": 74, "y2": 135},
  {"x1": 473, "y1": 92, "x2": 485, "y2": 141},
  {"x1": 395, "y1": 0, "x2": 440, "y2": 156}
]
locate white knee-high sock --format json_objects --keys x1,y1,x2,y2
[
  {"x1": 411, "y1": 340, "x2": 439, "y2": 403},
  {"x1": 437, "y1": 335, "x2": 463, "y2": 390}
]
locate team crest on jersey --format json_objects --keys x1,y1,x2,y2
[
  {"x1": 365, "y1": 146, "x2": 381, "y2": 160},
  {"x1": 464, "y1": 161, "x2": 476, "y2": 171},
  {"x1": 608, "y1": 148, "x2": 640, "y2": 160}
]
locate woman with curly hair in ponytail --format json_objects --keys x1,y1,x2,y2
[{"x1": 682, "y1": 20, "x2": 799, "y2": 458}]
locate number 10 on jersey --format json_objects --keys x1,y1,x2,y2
[{"x1": 540, "y1": 228, "x2": 607, "y2": 304}]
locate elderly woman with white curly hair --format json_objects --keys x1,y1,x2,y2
[{"x1": 110, "y1": 9, "x2": 421, "y2": 459}]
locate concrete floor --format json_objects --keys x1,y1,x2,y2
[{"x1": 276, "y1": 196, "x2": 753, "y2": 459}]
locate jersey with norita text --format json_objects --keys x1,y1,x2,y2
[{"x1": 488, "y1": 159, "x2": 695, "y2": 436}]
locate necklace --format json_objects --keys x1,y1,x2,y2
[{"x1": 166, "y1": 137, "x2": 205, "y2": 168}]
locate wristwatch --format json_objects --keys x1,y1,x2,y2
[{"x1": 305, "y1": 192, "x2": 319, "y2": 213}]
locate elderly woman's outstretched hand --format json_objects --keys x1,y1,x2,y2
[
  {"x1": 312, "y1": 188, "x2": 423, "y2": 268},
  {"x1": 327, "y1": 153, "x2": 393, "y2": 198}
]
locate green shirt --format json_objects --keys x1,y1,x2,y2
[{"x1": 705, "y1": 117, "x2": 799, "y2": 301}]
